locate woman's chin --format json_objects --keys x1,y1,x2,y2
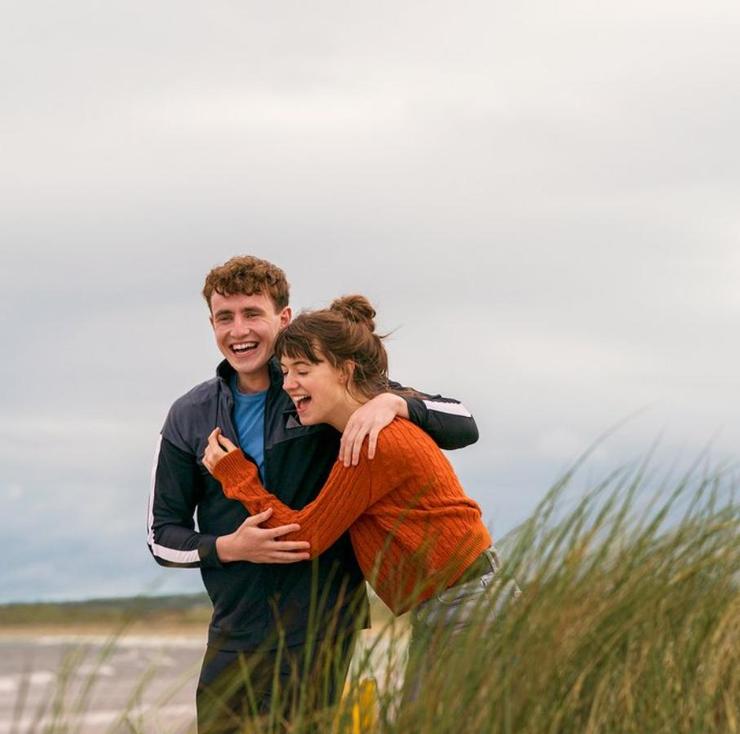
[
  {"x1": 297, "y1": 401, "x2": 331, "y2": 426},
  {"x1": 297, "y1": 411, "x2": 319, "y2": 425}
]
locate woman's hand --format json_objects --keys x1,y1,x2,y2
[{"x1": 203, "y1": 427, "x2": 239, "y2": 474}]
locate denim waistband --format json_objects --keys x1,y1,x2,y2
[{"x1": 452, "y1": 547, "x2": 500, "y2": 588}]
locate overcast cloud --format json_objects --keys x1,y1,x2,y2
[{"x1": 1, "y1": 0, "x2": 738, "y2": 602}]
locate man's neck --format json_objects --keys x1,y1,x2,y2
[{"x1": 236, "y1": 367, "x2": 270, "y2": 394}]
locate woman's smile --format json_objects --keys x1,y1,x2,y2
[{"x1": 293, "y1": 394, "x2": 313, "y2": 414}]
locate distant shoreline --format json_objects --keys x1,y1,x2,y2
[
  {"x1": 0, "y1": 593, "x2": 212, "y2": 639},
  {"x1": 0, "y1": 621, "x2": 208, "y2": 639},
  {"x1": 0, "y1": 591, "x2": 399, "y2": 642}
]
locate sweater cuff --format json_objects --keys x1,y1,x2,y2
[{"x1": 213, "y1": 451, "x2": 259, "y2": 485}]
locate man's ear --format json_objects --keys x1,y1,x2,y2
[{"x1": 279, "y1": 306, "x2": 292, "y2": 328}]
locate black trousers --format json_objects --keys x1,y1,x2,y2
[{"x1": 196, "y1": 632, "x2": 357, "y2": 733}]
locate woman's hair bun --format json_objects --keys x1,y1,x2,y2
[{"x1": 330, "y1": 294, "x2": 376, "y2": 331}]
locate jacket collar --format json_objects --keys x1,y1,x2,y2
[{"x1": 215, "y1": 359, "x2": 308, "y2": 426}]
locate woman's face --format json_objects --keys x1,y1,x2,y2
[{"x1": 280, "y1": 352, "x2": 349, "y2": 427}]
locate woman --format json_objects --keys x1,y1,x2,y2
[{"x1": 203, "y1": 295, "x2": 516, "y2": 695}]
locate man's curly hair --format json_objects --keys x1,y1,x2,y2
[{"x1": 202, "y1": 255, "x2": 290, "y2": 312}]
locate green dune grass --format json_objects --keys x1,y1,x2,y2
[{"x1": 7, "y1": 458, "x2": 739, "y2": 733}]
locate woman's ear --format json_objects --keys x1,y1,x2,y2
[{"x1": 339, "y1": 360, "x2": 356, "y2": 385}]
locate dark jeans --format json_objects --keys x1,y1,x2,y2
[{"x1": 196, "y1": 632, "x2": 357, "y2": 733}]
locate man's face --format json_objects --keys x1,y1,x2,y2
[{"x1": 209, "y1": 291, "x2": 291, "y2": 380}]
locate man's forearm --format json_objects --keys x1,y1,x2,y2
[
  {"x1": 148, "y1": 522, "x2": 220, "y2": 568},
  {"x1": 400, "y1": 390, "x2": 478, "y2": 450},
  {"x1": 148, "y1": 435, "x2": 221, "y2": 568}
]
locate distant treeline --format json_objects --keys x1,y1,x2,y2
[{"x1": 0, "y1": 593, "x2": 212, "y2": 627}]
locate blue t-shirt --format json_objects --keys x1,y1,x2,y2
[{"x1": 230, "y1": 375, "x2": 267, "y2": 481}]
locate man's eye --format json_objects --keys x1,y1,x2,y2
[{"x1": 297, "y1": 371, "x2": 309, "y2": 377}]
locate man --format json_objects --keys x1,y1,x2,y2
[{"x1": 147, "y1": 255, "x2": 478, "y2": 732}]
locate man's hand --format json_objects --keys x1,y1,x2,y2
[
  {"x1": 215, "y1": 508, "x2": 311, "y2": 564},
  {"x1": 339, "y1": 392, "x2": 409, "y2": 467}
]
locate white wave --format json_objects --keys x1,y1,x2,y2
[
  {"x1": 24, "y1": 634, "x2": 205, "y2": 650},
  {"x1": 0, "y1": 703, "x2": 194, "y2": 733},
  {"x1": 0, "y1": 670, "x2": 55, "y2": 693},
  {"x1": 75, "y1": 664, "x2": 115, "y2": 677}
]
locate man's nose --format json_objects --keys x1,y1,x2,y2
[
  {"x1": 232, "y1": 315, "x2": 251, "y2": 334},
  {"x1": 283, "y1": 372, "x2": 298, "y2": 390}
]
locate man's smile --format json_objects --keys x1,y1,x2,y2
[{"x1": 230, "y1": 341, "x2": 259, "y2": 354}]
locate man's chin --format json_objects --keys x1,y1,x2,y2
[
  {"x1": 226, "y1": 352, "x2": 267, "y2": 372},
  {"x1": 226, "y1": 356, "x2": 271, "y2": 383}
]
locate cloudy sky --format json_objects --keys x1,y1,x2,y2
[{"x1": 1, "y1": 0, "x2": 738, "y2": 602}]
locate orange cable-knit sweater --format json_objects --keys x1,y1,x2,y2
[{"x1": 213, "y1": 418, "x2": 491, "y2": 614}]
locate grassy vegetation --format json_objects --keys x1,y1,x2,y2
[
  {"x1": 0, "y1": 593, "x2": 212, "y2": 629},
  {"x1": 5, "y1": 459, "x2": 738, "y2": 732}
]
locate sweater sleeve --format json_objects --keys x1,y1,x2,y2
[{"x1": 212, "y1": 421, "x2": 413, "y2": 558}]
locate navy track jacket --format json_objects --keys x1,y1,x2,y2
[{"x1": 147, "y1": 358, "x2": 479, "y2": 651}]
